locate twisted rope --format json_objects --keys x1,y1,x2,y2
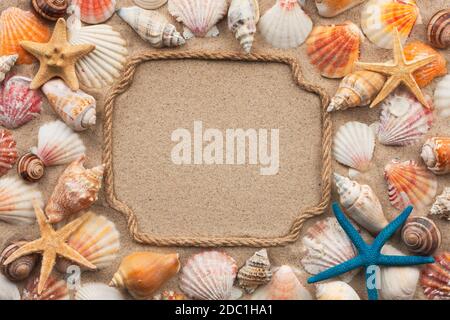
[{"x1": 102, "y1": 50, "x2": 332, "y2": 247}]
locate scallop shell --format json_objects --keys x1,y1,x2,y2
[
  {"x1": 434, "y1": 75, "x2": 450, "y2": 117},
  {"x1": 0, "y1": 274, "x2": 20, "y2": 300},
  {"x1": 361, "y1": 0, "x2": 421, "y2": 49},
  {"x1": 251, "y1": 265, "x2": 312, "y2": 300},
  {"x1": 307, "y1": 21, "x2": 363, "y2": 78},
  {"x1": 427, "y1": 9, "x2": 450, "y2": 49},
  {"x1": 327, "y1": 70, "x2": 386, "y2": 112},
  {"x1": 0, "y1": 130, "x2": 17, "y2": 177},
  {"x1": 32, "y1": 0, "x2": 68, "y2": 21},
  {"x1": 70, "y1": 0, "x2": 116, "y2": 24},
  {"x1": 237, "y1": 249, "x2": 272, "y2": 294},
  {"x1": 420, "y1": 252, "x2": 450, "y2": 300},
  {"x1": 45, "y1": 156, "x2": 104, "y2": 224},
  {"x1": 17, "y1": 153, "x2": 45, "y2": 183},
  {"x1": 22, "y1": 274, "x2": 69, "y2": 300},
  {"x1": 404, "y1": 41, "x2": 447, "y2": 88},
  {"x1": 42, "y1": 79, "x2": 96, "y2": 131},
  {"x1": 0, "y1": 176, "x2": 43, "y2": 225},
  {"x1": 333, "y1": 121, "x2": 375, "y2": 173},
  {"x1": 111, "y1": 251, "x2": 180, "y2": 300},
  {"x1": 75, "y1": 283, "x2": 125, "y2": 300},
  {"x1": 0, "y1": 8, "x2": 50, "y2": 65},
  {"x1": 301, "y1": 217, "x2": 360, "y2": 283},
  {"x1": 376, "y1": 90, "x2": 433, "y2": 146},
  {"x1": 168, "y1": 0, "x2": 228, "y2": 39},
  {"x1": 384, "y1": 159, "x2": 437, "y2": 210},
  {"x1": 133, "y1": 0, "x2": 167, "y2": 10},
  {"x1": 259, "y1": 0, "x2": 313, "y2": 49},
  {"x1": 117, "y1": 6, "x2": 185, "y2": 49},
  {"x1": 315, "y1": 0, "x2": 366, "y2": 17},
  {"x1": 228, "y1": 0, "x2": 260, "y2": 53},
  {"x1": 421, "y1": 137, "x2": 450, "y2": 175},
  {"x1": 0, "y1": 55, "x2": 18, "y2": 83},
  {"x1": 315, "y1": 281, "x2": 360, "y2": 300},
  {"x1": 67, "y1": 13, "x2": 128, "y2": 89},
  {"x1": 0, "y1": 76, "x2": 43, "y2": 129},
  {"x1": 0, "y1": 240, "x2": 38, "y2": 281},
  {"x1": 401, "y1": 217, "x2": 441, "y2": 256},
  {"x1": 430, "y1": 187, "x2": 450, "y2": 221},
  {"x1": 179, "y1": 251, "x2": 242, "y2": 300}
]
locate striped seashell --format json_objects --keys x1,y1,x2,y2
[
  {"x1": 427, "y1": 9, "x2": 450, "y2": 49},
  {"x1": 22, "y1": 274, "x2": 69, "y2": 300},
  {"x1": 70, "y1": 0, "x2": 116, "y2": 24},
  {"x1": 401, "y1": 217, "x2": 441, "y2": 256},
  {"x1": 237, "y1": 249, "x2": 272, "y2": 293},
  {"x1": 420, "y1": 252, "x2": 450, "y2": 300},
  {"x1": 0, "y1": 240, "x2": 38, "y2": 281},
  {"x1": 434, "y1": 75, "x2": 450, "y2": 117},
  {"x1": 133, "y1": 0, "x2": 167, "y2": 10},
  {"x1": 32, "y1": 0, "x2": 68, "y2": 21}
]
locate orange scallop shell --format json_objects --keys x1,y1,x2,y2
[
  {"x1": 71, "y1": 0, "x2": 116, "y2": 24},
  {"x1": 420, "y1": 252, "x2": 450, "y2": 300},
  {"x1": 0, "y1": 129, "x2": 18, "y2": 177}
]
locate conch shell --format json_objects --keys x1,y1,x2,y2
[
  {"x1": 228, "y1": 0, "x2": 260, "y2": 53},
  {"x1": 421, "y1": 137, "x2": 450, "y2": 175},
  {"x1": 237, "y1": 249, "x2": 272, "y2": 293}
]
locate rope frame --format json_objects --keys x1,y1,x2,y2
[{"x1": 102, "y1": 50, "x2": 332, "y2": 247}]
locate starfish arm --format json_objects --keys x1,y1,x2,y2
[
  {"x1": 2, "y1": 239, "x2": 44, "y2": 265},
  {"x1": 392, "y1": 28, "x2": 405, "y2": 65},
  {"x1": 37, "y1": 250, "x2": 57, "y2": 295},
  {"x1": 307, "y1": 255, "x2": 363, "y2": 284},
  {"x1": 332, "y1": 202, "x2": 368, "y2": 252},
  {"x1": 365, "y1": 267, "x2": 379, "y2": 300},
  {"x1": 50, "y1": 18, "x2": 68, "y2": 44},
  {"x1": 403, "y1": 74, "x2": 431, "y2": 108},
  {"x1": 59, "y1": 64, "x2": 80, "y2": 91},
  {"x1": 369, "y1": 76, "x2": 402, "y2": 108},
  {"x1": 356, "y1": 61, "x2": 395, "y2": 75},
  {"x1": 34, "y1": 201, "x2": 55, "y2": 235},
  {"x1": 64, "y1": 44, "x2": 95, "y2": 60},
  {"x1": 58, "y1": 212, "x2": 93, "y2": 240},
  {"x1": 372, "y1": 206, "x2": 413, "y2": 251},
  {"x1": 20, "y1": 41, "x2": 48, "y2": 58},
  {"x1": 29, "y1": 65, "x2": 56, "y2": 90},
  {"x1": 59, "y1": 243, "x2": 97, "y2": 270},
  {"x1": 378, "y1": 254, "x2": 435, "y2": 266}
]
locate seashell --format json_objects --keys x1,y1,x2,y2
[
  {"x1": 427, "y1": 9, "x2": 450, "y2": 49},
  {"x1": 56, "y1": 214, "x2": 120, "y2": 272},
  {"x1": 168, "y1": 0, "x2": 228, "y2": 39},
  {"x1": 45, "y1": 156, "x2": 104, "y2": 224},
  {"x1": 333, "y1": 121, "x2": 375, "y2": 173},
  {"x1": 334, "y1": 173, "x2": 388, "y2": 234},
  {"x1": 0, "y1": 8, "x2": 50, "y2": 65},
  {"x1": 22, "y1": 274, "x2": 69, "y2": 300},
  {"x1": 179, "y1": 251, "x2": 242, "y2": 300},
  {"x1": 237, "y1": 249, "x2": 272, "y2": 294},
  {"x1": 327, "y1": 70, "x2": 386, "y2": 112},
  {"x1": 0, "y1": 130, "x2": 18, "y2": 177},
  {"x1": 0, "y1": 55, "x2": 18, "y2": 83},
  {"x1": 315, "y1": 0, "x2": 366, "y2": 17},
  {"x1": 401, "y1": 217, "x2": 441, "y2": 256},
  {"x1": 32, "y1": 0, "x2": 68, "y2": 21},
  {"x1": 384, "y1": 159, "x2": 437, "y2": 210},
  {"x1": 403, "y1": 41, "x2": 447, "y2": 88},
  {"x1": 0, "y1": 274, "x2": 20, "y2": 300},
  {"x1": 0, "y1": 240, "x2": 38, "y2": 281},
  {"x1": 70, "y1": 0, "x2": 116, "y2": 24},
  {"x1": 315, "y1": 281, "x2": 360, "y2": 300},
  {"x1": 75, "y1": 283, "x2": 125, "y2": 300},
  {"x1": 251, "y1": 265, "x2": 312, "y2": 300},
  {"x1": 301, "y1": 217, "x2": 360, "y2": 283},
  {"x1": 0, "y1": 176, "x2": 43, "y2": 225},
  {"x1": 307, "y1": 21, "x2": 363, "y2": 79},
  {"x1": 0, "y1": 76, "x2": 43, "y2": 129},
  {"x1": 420, "y1": 252, "x2": 450, "y2": 300},
  {"x1": 153, "y1": 290, "x2": 186, "y2": 300},
  {"x1": 42, "y1": 79, "x2": 96, "y2": 131},
  {"x1": 421, "y1": 137, "x2": 450, "y2": 175},
  {"x1": 434, "y1": 75, "x2": 450, "y2": 117},
  {"x1": 17, "y1": 153, "x2": 45, "y2": 183},
  {"x1": 258, "y1": 0, "x2": 313, "y2": 49},
  {"x1": 430, "y1": 187, "x2": 450, "y2": 221},
  {"x1": 376, "y1": 90, "x2": 433, "y2": 146},
  {"x1": 361, "y1": 0, "x2": 421, "y2": 49},
  {"x1": 117, "y1": 6, "x2": 185, "y2": 48},
  {"x1": 111, "y1": 251, "x2": 180, "y2": 300},
  {"x1": 67, "y1": 13, "x2": 129, "y2": 89},
  {"x1": 133, "y1": 0, "x2": 167, "y2": 10},
  {"x1": 228, "y1": 0, "x2": 260, "y2": 54}
]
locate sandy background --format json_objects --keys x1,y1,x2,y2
[{"x1": 0, "y1": 0, "x2": 449, "y2": 300}]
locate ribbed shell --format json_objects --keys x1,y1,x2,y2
[
  {"x1": 71, "y1": 0, "x2": 116, "y2": 24},
  {"x1": 237, "y1": 249, "x2": 272, "y2": 293},
  {"x1": 0, "y1": 274, "x2": 20, "y2": 300},
  {"x1": 427, "y1": 9, "x2": 450, "y2": 49},
  {"x1": 75, "y1": 283, "x2": 125, "y2": 300},
  {"x1": 315, "y1": 0, "x2": 366, "y2": 17},
  {"x1": 22, "y1": 275, "x2": 70, "y2": 300},
  {"x1": 133, "y1": 0, "x2": 167, "y2": 9},
  {"x1": 0, "y1": 55, "x2": 18, "y2": 83},
  {"x1": 228, "y1": 0, "x2": 260, "y2": 53},
  {"x1": 32, "y1": 0, "x2": 68, "y2": 21},
  {"x1": 401, "y1": 217, "x2": 441, "y2": 256},
  {"x1": 0, "y1": 130, "x2": 17, "y2": 177},
  {"x1": 434, "y1": 75, "x2": 450, "y2": 117},
  {"x1": 420, "y1": 252, "x2": 450, "y2": 300},
  {"x1": 421, "y1": 137, "x2": 450, "y2": 175}
]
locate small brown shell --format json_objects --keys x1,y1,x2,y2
[
  {"x1": 17, "y1": 153, "x2": 45, "y2": 182},
  {"x1": 31, "y1": 0, "x2": 68, "y2": 21},
  {"x1": 237, "y1": 249, "x2": 272, "y2": 293},
  {"x1": 427, "y1": 9, "x2": 450, "y2": 49},
  {"x1": 401, "y1": 217, "x2": 441, "y2": 256},
  {"x1": 0, "y1": 240, "x2": 38, "y2": 281}
]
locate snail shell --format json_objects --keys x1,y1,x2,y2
[
  {"x1": 401, "y1": 217, "x2": 441, "y2": 256},
  {"x1": 427, "y1": 9, "x2": 450, "y2": 49},
  {"x1": 17, "y1": 153, "x2": 45, "y2": 182},
  {"x1": 32, "y1": 0, "x2": 68, "y2": 21},
  {"x1": 0, "y1": 240, "x2": 37, "y2": 281}
]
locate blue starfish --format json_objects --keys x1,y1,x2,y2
[{"x1": 307, "y1": 202, "x2": 435, "y2": 300}]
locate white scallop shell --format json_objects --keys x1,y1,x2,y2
[
  {"x1": 0, "y1": 176, "x2": 43, "y2": 225},
  {"x1": 434, "y1": 74, "x2": 450, "y2": 117},
  {"x1": 67, "y1": 14, "x2": 128, "y2": 89},
  {"x1": 75, "y1": 283, "x2": 125, "y2": 300},
  {"x1": 0, "y1": 54, "x2": 17, "y2": 83},
  {"x1": 259, "y1": 0, "x2": 313, "y2": 49},
  {"x1": 31, "y1": 120, "x2": 86, "y2": 167},
  {"x1": 133, "y1": 0, "x2": 167, "y2": 9},
  {"x1": 315, "y1": 281, "x2": 360, "y2": 300},
  {"x1": 0, "y1": 274, "x2": 20, "y2": 300}
]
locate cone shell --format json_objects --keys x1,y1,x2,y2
[
  {"x1": 361, "y1": 0, "x2": 421, "y2": 49},
  {"x1": 180, "y1": 251, "x2": 241, "y2": 300},
  {"x1": 259, "y1": 0, "x2": 313, "y2": 49},
  {"x1": 133, "y1": 0, "x2": 167, "y2": 10},
  {"x1": 430, "y1": 187, "x2": 450, "y2": 221},
  {"x1": 237, "y1": 249, "x2": 272, "y2": 294},
  {"x1": 401, "y1": 217, "x2": 441, "y2": 256},
  {"x1": 0, "y1": 130, "x2": 18, "y2": 177},
  {"x1": 117, "y1": 6, "x2": 185, "y2": 48},
  {"x1": 45, "y1": 156, "x2": 104, "y2": 224},
  {"x1": 71, "y1": 0, "x2": 116, "y2": 24},
  {"x1": 0, "y1": 274, "x2": 20, "y2": 300},
  {"x1": 168, "y1": 0, "x2": 228, "y2": 38},
  {"x1": 427, "y1": 9, "x2": 450, "y2": 49},
  {"x1": 307, "y1": 21, "x2": 363, "y2": 78},
  {"x1": 32, "y1": 0, "x2": 68, "y2": 21},
  {"x1": 315, "y1": 0, "x2": 366, "y2": 17},
  {"x1": 421, "y1": 137, "x2": 450, "y2": 175},
  {"x1": 42, "y1": 79, "x2": 96, "y2": 131},
  {"x1": 0, "y1": 76, "x2": 43, "y2": 129},
  {"x1": 404, "y1": 41, "x2": 447, "y2": 88},
  {"x1": 315, "y1": 281, "x2": 360, "y2": 300},
  {"x1": 0, "y1": 176, "x2": 43, "y2": 225},
  {"x1": 251, "y1": 265, "x2": 312, "y2": 300},
  {"x1": 0, "y1": 240, "x2": 38, "y2": 281},
  {"x1": 420, "y1": 252, "x2": 450, "y2": 300},
  {"x1": 22, "y1": 274, "x2": 69, "y2": 300},
  {"x1": 0, "y1": 8, "x2": 50, "y2": 64},
  {"x1": 110, "y1": 251, "x2": 180, "y2": 300},
  {"x1": 17, "y1": 153, "x2": 45, "y2": 182},
  {"x1": 0, "y1": 55, "x2": 18, "y2": 83},
  {"x1": 434, "y1": 75, "x2": 450, "y2": 117},
  {"x1": 384, "y1": 159, "x2": 437, "y2": 210},
  {"x1": 228, "y1": 0, "x2": 260, "y2": 53},
  {"x1": 301, "y1": 217, "x2": 359, "y2": 283},
  {"x1": 75, "y1": 283, "x2": 125, "y2": 300}
]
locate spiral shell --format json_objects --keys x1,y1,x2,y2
[
  {"x1": 32, "y1": 0, "x2": 68, "y2": 21},
  {"x1": 420, "y1": 252, "x2": 450, "y2": 300},
  {"x1": 0, "y1": 240, "x2": 37, "y2": 281},
  {"x1": 0, "y1": 130, "x2": 18, "y2": 178},
  {"x1": 237, "y1": 249, "x2": 272, "y2": 294},
  {"x1": 22, "y1": 274, "x2": 69, "y2": 300},
  {"x1": 0, "y1": 55, "x2": 18, "y2": 83},
  {"x1": 421, "y1": 137, "x2": 450, "y2": 175},
  {"x1": 401, "y1": 217, "x2": 441, "y2": 256},
  {"x1": 427, "y1": 9, "x2": 450, "y2": 49},
  {"x1": 17, "y1": 153, "x2": 45, "y2": 182},
  {"x1": 228, "y1": 0, "x2": 260, "y2": 53},
  {"x1": 430, "y1": 187, "x2": 450, "y2": 221}
]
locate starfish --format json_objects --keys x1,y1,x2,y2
[
  {"x1": 3, "y1": 201, "x2": 96, "y2": 294},
  {"x1": 20, "y1": 18, "x2": 95, "y2": 90},
  {"x1": 356, "y1": 28, "x2": 436, "y2": 109},
  {"x1": 307, "y1": 202, "x2": 435, "y2": 300}
]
